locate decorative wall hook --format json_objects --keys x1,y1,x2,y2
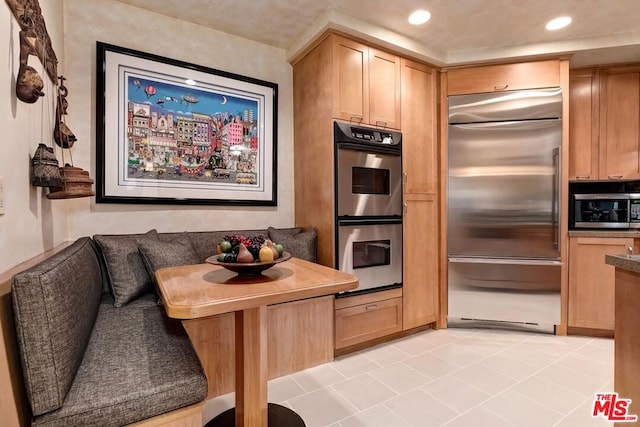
[
  {"x1": 15, "y1": 14, "x2": 45, "y2": 104},
  {"x1": 54, "y1": 76, "x2": 77, "y2": 148}
]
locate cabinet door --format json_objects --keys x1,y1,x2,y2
[
  {"x1": 401, "y1": 59, "x2": 438, "y2": 194},
  {"x1": 369, "y1": 48, "x2": 401, "y2": 129},
  {"x1": 403, "y1": 194, "x2": 439, "y2": 329},
  {"x1": 599, "y1": 67, "x2": 640, "y2": 180},
  {"x1": 332, "y1": 36, "x2": 369, "y2": 124},
  {"x1": 446, "y1": 60, "x2": 560, "y2": 95},
  {"x1": 568, "y1": 237, "x2": 633, "y2": 330},
  {"x1": 569, "y1": 69, "x2": 599, "y2": 180}
]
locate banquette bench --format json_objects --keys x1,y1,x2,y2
[{"x1": 2, "y1": 226, "x2": 317, "y2": 426}]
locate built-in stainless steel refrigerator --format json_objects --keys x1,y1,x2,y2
[{"x1": 447, "y1": 88, "x2": 563, "y2": 333}]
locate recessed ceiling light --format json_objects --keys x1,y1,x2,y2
[
  {"x1": 408, "y1": 10, "x2": 431, "y2": 26},
  {"x1": 185, "y1": 78, "x2": 196, "y2": 85},
  {"x1": 546, "y1": 16, "x2": 572, "y2": 31}
]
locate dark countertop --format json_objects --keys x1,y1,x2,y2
[
  {"x1": 605, "y1": 254, "x2": 640, "y2": 274},
  {"x1": 569, "y1": 230, "x2": 640, "y2": 238}
]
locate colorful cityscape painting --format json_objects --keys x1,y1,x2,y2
[
  {"x1": 97, "y1": 43, "x2": 277, "y2": 205},
  {"x1": 125, "y1": 74, "x2": 260, "y2": 186}
]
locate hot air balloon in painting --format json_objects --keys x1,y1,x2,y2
[{"x1": 144, "y1": 85, "x2": 156, "y2": 98}]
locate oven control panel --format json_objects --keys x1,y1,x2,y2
[
  {"x1": 350, "y1": 127, "x2": 395, "y2": 145},
  {"x1": 335, "y1": 121, "x2": 402, "y2": 149}
]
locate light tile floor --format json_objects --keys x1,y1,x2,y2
[{"x1": 203, "y1": 328, "x2": 619, "y2": 427}]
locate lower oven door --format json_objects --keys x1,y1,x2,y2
[{"x1": 337, "y1": 219, "x2": 403, "y2": 294}]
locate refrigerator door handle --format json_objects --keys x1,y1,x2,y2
[
  {"x1": 448, "y1": 257, "x2": 563, "y2": 266},
  {"x1": 552, "y1": 147, "x2": 560, "y2": 252}
]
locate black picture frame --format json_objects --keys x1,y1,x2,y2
[{"x1": 96, "y1": 42, "x2": 278, "y2": 206}]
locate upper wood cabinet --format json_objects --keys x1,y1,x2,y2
[
  {"x1": 446, "y1": 60, "x2": 561, "y2": 95},
  {"x1": 569, "y1": 69, "x2": 600, "y2": 181},
  {"x1": 332, "y1": 35, "x2": 401, "y2": 129},
  {"x1": 401, "y1": 58, "x2": 438, "y2": 194},
  {"x1": 599, "y1": 66, "x2": 640, "y2": 180}
]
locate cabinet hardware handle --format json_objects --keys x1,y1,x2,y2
[
  {"x1": 375, "y1": 120, "x2": 387, "y2": 128},
  {"x1": 628, "y1": 246, "x2": 634, "y2": 255},
  {"x1": 403, "y1": 202, "x2": 408, "y2": 214},
  {"x1": 403, "y1": 172, "x2": 407, "y2": 183},
  {"x1": 575, "y1": 175, "x2": 591, "y2": 179},
  {"x1": 349, "y1": 115, "x2": 364, "y2": 123},
  {"x1": 608, "y1": 175, "x2": 623, "y2": 179},
  {"x1": 365, "y1": 304, "x2": 378, "y2": 311},
  {"x1": 494, "y1": 84, "x2": 509, "y2": 91}
]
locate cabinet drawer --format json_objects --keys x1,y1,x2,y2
[
  {"x1": 447, "y1": 60, "x2": 560, "y2": 95},
  {"x1": 335, "y1": 296, "x2": 402, "y2": 349}
]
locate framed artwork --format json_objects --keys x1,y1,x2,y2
[{"x1": 96, "y1": 42, "x2": 277, "y2": 205}]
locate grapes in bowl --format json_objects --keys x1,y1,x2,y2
[{"x1": 205, "y1": 234, "x2": 289, "y2": 276}]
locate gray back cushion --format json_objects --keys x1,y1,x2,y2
[
  {"x1": 138, "y1": 235, "x2": 200, "y2": 276},
  {"x1": 268, "y1": 227, "x2": 318, "y2": 262},
  {"x1": 93, "y1": 230, "x2": 158, "y2": 307},
  {"x1": 12, "y1": 237, "x2": 103, "y2": 416},
  {"x1": 167, "y1": 229, "x2": 268, "y2": 262}
]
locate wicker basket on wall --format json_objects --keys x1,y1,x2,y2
[
  {"x1": 31, "y1": 143, "x2": 63, "y2": 187},
  {"x1": 46, "y1": 165, "x2": 95, "y2": 199}
]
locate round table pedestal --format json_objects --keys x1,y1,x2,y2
[{"x1": 206, "y1": 403, "x2": 306, "y2": 427}]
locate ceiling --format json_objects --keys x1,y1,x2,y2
[{"x1": 112, "y1": 0, "x2": 640, "y2": 67}]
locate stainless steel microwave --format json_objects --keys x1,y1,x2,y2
[{"x1": 573, "y1": 193, "x2": 640, "y2": 229}]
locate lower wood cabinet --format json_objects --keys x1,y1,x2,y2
[
  {"x1": 334, "y1": 288, "x2": 403, "y2": 349},
  {"x1": 568, "y1": 236, "x2": 634, "y2": 330},
  {"x1": 403, "y1": 194, "x2": 439, "y2": 330}
]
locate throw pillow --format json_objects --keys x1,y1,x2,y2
[
  {"x1": 268, "y1": 226, "x2": 318, "y2": 262},
  {"x1": 138, "y1": 236, "x2": 200, "y2": 283},
  {"x1": 93, "y1": 229, "x2": 159, "y2": 307}
]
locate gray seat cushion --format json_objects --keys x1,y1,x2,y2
[
  {"x1": 32, "y1": 294, "x2": 207, "y2": 427},
  {"x1": 12, "y1": 237, "x2": 103, "y2": 416}
]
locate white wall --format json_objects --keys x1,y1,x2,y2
[
  {"x1": 0, "y1": 0, "x2": 68, "y2": 272},
  {"x1": 62, "y1": 0, "x2": 295, "y2": 239},
  {"x1": 0, "y1": 0, "x2": 296, "y2": 271}
]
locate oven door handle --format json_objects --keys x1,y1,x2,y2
[
  {"x1": 337, "y1": 217, "x2": 403, "y2": 226},
  {"x1": 336, "y1": 141, "x2": 401, "y2": 156},
  {"x1": 448, "y1": 257, "x2": 562, "y2": 266}
]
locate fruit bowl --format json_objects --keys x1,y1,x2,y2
[{"x1": 205, "y1": 252, "x2": 291, "y2": 276}]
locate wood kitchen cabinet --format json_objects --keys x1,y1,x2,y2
[
  {"x1": 335, "y1": 288, "x2": 403, "y2": 350},
  {"x1": 599, "y1": 66, "x2": 640, "y2": 180},
  {"x1": 332, "y1": 35, "x2": 401, "y2": 129},
  {"x1": 293, "y1": 31, "x2": 440, "y2": 351},
  {"x1": 293, "y1": 32, "x2": 403, "y2": 267},
  {"x1": 568, "y1": 236, "x2": 634, "y2": 330},
  {"x1": 403, "y1": 194, "x2": 439, "y2": 329},
  {"x1": 400, "y1": 58, "x2": 440, "y2": 330},
  {"x1": 401, "y1": 58, "x2": 438, "y2": 194},
  {"x1": 446, "y1": 60, "x2": 561, "y2": 96},
  {"x1": 569, "y1": 69, "x2": 600, "y2": 181}
]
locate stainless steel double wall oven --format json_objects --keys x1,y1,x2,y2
[{"x1": 334, "y1": 121, "x2": 403, "y2": 295}]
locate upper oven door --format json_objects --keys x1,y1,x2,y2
[{"x1": 336, "y1": 146, "x2": 403, "y2": 217}]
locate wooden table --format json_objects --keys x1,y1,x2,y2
[{"x1": 155, "y1": 257, "x2": 358, "y2": 427}]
